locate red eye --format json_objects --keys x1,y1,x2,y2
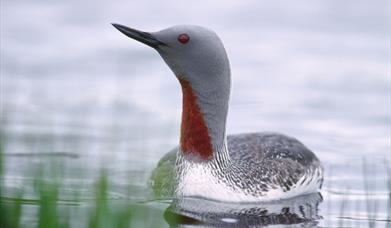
[{"x1": 177, "y1": 33, "x2": 190, "y2": 44}]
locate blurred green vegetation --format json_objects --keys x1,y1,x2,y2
[{"x1": 0, "y1": 133, "x2": 170, "y2": 228}]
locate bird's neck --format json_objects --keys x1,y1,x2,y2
[{"x1": 178, "y1": 77, "x2": 230, "y2": 161}]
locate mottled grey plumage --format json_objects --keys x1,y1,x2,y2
[{"x1": 151, "y1": 132, "x2": 323, "y2": 199}]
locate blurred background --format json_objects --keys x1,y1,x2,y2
[{"x1": 1, "y1": 0, "x2": 390, "y2": 227}]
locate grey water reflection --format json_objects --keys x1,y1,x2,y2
[{"x1": 164, "y1": 193, "x2": 323, "y2": 227}]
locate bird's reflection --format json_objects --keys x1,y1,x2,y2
[{"x1": 164, "y1": 193, "x2": 323, "y2": 227}]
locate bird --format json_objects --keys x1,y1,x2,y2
[{"x1": 112, "y1": 24, "x2": 323, "y2": 202}]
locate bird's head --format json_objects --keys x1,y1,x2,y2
[{"x1": 112, "y1": 24, "x2": 230, "y2": 90}]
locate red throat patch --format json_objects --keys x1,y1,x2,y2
[{"x1": 179, "y1": 79, "x2": 213, "y2": 160}]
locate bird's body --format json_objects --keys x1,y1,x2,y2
[
  {"x1": 113, "y1": 24, "x2": 323, "y2": 202},
  {"x1": 152, "y1": 133, "x2": 322, "y2": 202}
]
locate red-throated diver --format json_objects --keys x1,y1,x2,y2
[{"x1": 112, "y1": 24, "x2": 323, "y2": 202}]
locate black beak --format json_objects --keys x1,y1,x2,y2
[{"x1": 112, "y1": 23, "x2": 165, "y2": 49}]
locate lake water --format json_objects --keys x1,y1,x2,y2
[{"x1": 1, "y1": 0, "x2": 390, "y2": 227}]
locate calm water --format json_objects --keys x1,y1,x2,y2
[{"x1": 1, "y1": 0, "x2": 390, "y2": 227}]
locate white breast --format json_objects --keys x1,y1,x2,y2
[
  {"x1": 177, "y1": 162, "x2": 245, "y2": 201},
  {"x1": 176, "y1": 161, "x2": 323, "y2": 202}
]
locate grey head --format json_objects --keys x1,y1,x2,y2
[{"x1": 112, "y1": 24, "x2": 231, "y2": 94}]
